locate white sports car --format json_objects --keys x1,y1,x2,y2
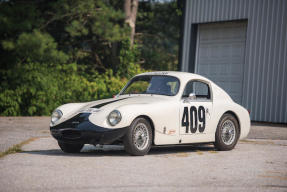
[{"x1": 50, "y1": 71, "x2": 250, "y2": 156}]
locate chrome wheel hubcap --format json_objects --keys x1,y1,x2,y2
[
  {"x1": 133, "y1": 123, "x2": 149, "y2": 150},
  {"x1": 221, "y1": 120, "x2": 236, "y2": 145}
]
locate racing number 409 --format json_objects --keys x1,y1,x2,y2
[{"x1": 182, "y1": 106, "x2": 206, "y2": 133}]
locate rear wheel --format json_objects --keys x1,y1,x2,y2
[
  {"x1": 214, "y1": 114, "x2": 239, "y2": 151},
  {"x1": 124, "y1": 118, "x2": 152, "y2": 156},
  {"x1": 58, "y1": 141, "x2": 84, "y2": 153}
]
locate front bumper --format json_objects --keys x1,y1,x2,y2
[{"x1": 50, "y1": 113, "x2": 128, "y2": 145}]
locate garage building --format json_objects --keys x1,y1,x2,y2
[{"x1": 179, "y1": 0, "x2": 287, "y2": 123}]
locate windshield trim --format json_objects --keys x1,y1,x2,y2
[{"x1": 119, "y1": 75, "x2": 181, "y2": 97}]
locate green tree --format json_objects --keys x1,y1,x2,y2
[
  {"x1": 0, "y1": 0, "x2": 181, "y2": 116},
  {"x1": 136, "y1": 0, "x2": 181, "y2": 71},
  {"x1": 42, "y1": 0, "x2": 131, "y2": 73}
]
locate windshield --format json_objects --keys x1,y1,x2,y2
[{"x1": 121, "y1": 75, "x2": 180, "y2": 96}]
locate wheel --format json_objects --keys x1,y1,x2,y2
[
  {"x1": 124, "y1": 118, "x2": 152, "y2": 156},
  {"x1": 58, "y1": 141, "x2": 84, "y2": 153},
  {"x1": 214, "y1": 113, "x2": 240, "y2": 151}
]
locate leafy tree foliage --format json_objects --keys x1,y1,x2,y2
[
  {"x1": 0, "y1": 0, "x2": 180, "y2": 116},
  {"x1": 136, "y1": 0, "x2": 181, "y2": 71}
]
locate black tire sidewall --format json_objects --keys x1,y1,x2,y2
[
  {"x1": 215, "y1": 114, "x2": 239, "y2": 151},
  {"x1": 124, "y1": 118, "x2": 152, "y2": 156}
]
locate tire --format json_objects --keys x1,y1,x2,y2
[
  {"x1": 214, "y1": 113, "x2": 240, "y2": 151},
  {"x1": 58, "y1": 141, "x2": 84, "y2": 153},
  {"x1": 124, "y1": 118, "x2": 152, "y2": 156}
]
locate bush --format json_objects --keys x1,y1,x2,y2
[
  {"x1": 0, "y1": 16, "x2": 147, "y2": 116},
  {"x1": 0, "y1": 62, "x2": 134, "y2": 116}
]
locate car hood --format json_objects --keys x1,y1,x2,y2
[
  {"x1": 90, "y1": 95, "x2": 170, "y2": 108},
  {"x1": 52, "y1": 95, "x2": 173, "y2": 126}
]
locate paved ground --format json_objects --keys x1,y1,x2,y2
[
  {"x1": 0, "y1": 117, "x2": 50, "y2": 152},
  {"x1": 0, "y1": 117, "x2": 286, "y2": 192},
  {"x1": 248, "y1": 122, "x2": 287, "y2": 140}
]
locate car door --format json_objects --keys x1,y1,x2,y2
[{"x1": 179, "y1": 80, "x2": 213, "y2": 143}]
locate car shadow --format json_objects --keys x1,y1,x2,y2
[{"x1": 21, "y1": 144, "x2": 217, "y2": 157}]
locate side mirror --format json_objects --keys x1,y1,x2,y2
[{"x1": 188, "y1": 93, "x2": 196, "y2": 100}]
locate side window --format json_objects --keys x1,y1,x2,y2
[{"x1": 182, "y1": 81, "x2": 211, "y2": 100}]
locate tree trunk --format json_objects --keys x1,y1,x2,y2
[{"x1": 124, "y1": 0, "x2": 138, "y2": 46}]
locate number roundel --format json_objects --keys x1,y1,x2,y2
[{"x1": 182, "y1": 106, "x2": 206, "y2": 133}]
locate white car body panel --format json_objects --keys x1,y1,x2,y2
[{"x1": 50, "y1": 71, "x2": 250, "y2": 145}]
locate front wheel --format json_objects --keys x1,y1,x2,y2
[
  {"x1": 58, "y1": 141, "x2": 84, "y2": 153},
  {"x1": 214, "y1": 114, "x2": 240, "y2": 151},
  {"x1": 124, "y1": 118, "x2": 152, "y2": 156}
]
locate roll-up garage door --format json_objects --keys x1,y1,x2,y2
[{"x1": 195, "y1": 21, "x2": 247, "y2": 104}]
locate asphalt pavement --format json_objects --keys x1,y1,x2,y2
[
  {"x1": 0, "y1": 117, "x2": 286, "y2": 192},
  {"x1": 0, "y1": 117, "x2": 50, "y2": 152}
]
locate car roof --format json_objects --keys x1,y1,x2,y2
[
  {"x1": 136, "y1": 71, "x2": 211, "y2": 83},
  {"x1": 134, "y1": 71, "x2": 232, "y2": 101}
]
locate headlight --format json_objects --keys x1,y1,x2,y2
[
  {"x1": 108, "y1": 110, "x2": 121, "y2": 126},
  {"x1": 51, "y1": 109, "x2": 63, "y2": 124}
]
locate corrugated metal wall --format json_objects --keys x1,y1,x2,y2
[{"x1": 180, "y1": 0, "x2": 287, "y2": 123}]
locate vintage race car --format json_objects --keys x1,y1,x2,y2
[{"x1": 50, "y1": 71, "x2": 250, "y2": 156}]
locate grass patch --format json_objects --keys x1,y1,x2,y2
[
  {"x1": 240, "y1": 139, "x2": 275, "y2": 145},
  {"x1": 208, "y1": 150, "x2": 218, "y2": 154},
  {"x1": 195, "y1": 150, "x2": 203, "y2": 155},
  {"x1": 0, "y1": 137, "x2": 38, "y2": 158},
  {"x1": 175, "y1": 152, "x2": 189, "y2": 157}
]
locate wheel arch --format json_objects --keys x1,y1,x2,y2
[
  {"x1": 135, "y1": 115, "x2": 155, "y2": 145},
  {"x1": 223, "y1": 110, "x2": 241, "y2": 135}
]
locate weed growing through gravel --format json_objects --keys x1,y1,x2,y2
[{"x1": 0, "y1": 137, "x2": 38, "y2": 158}]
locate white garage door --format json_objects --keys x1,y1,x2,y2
[{"x1": 195, "y1": 21, "x2": 247, "y2": 104}]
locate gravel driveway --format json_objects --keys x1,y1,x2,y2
[{"x1": 0, "y1": 117, "x2": 286, "y2": 192}]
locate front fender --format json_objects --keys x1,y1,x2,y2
[
  {"x1": 50, "y1": 102, "x2": 91, "y2": 127},
  {"x1": 88, "y1": 103, "x2": 161, "y2": 129}
]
